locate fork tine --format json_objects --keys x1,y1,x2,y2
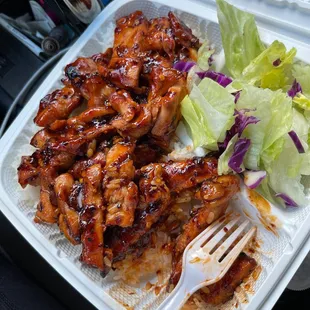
[
  {"x1": 213, "y1": 219, "x2": 250, "y2": 260},
  {"x1": 192, "y1": 215, "x2": 230, "y2": 248},
  {"x1": 201, "y1": 216, "x2": 241, "y2": 253},
  {"x1": 219, "y1": 226, "x2": 256, "y2": 267}
]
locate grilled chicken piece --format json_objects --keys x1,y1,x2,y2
[
  {"x1": 18, "y1": 148, "x2": 75, "y2": 189},
  {"x1": 34, "y1": 87, "x2": 83, "y2": 127},
  {"x1": 112, "y1": 104, "x2": 152, "y2": 139},
  {"x1": 108, "y1": 57, "x2": 143, "y2": 89},
  {"x1": 35, "y1": 167, "x2": 59, "y2": 224},
  {"x1": 18, "y1": 148, "x2": 75, "y2": 223},
  {"x1": 65, "y1": 57, "x2": 115, "y2": 106},
  {"x1": 110, "y1": 90, "x2": 152, "y2": 139},
  {"x1": 176, "y1": 46, "x2": 199, "y2": 62},
  {"x1": 148, "y1": 66, "x2": 185, "y2": 101},
  {"x1": 105, "y1": 163, "x2": 171, "y2": 260},
  {"x1": 67, "y1": 106, "x2": 116, "y2": 127},
  {"x1": 65, "y1": 57, "x2": 98, "y2": 87},
  {"x1": 163, "y1": 157, "x2": 218, "y2": 193},
  {"x1": 142, "y1": 52, "x2": 173, "y2": 76},
  {"x1": 82, "y1": 76, "x2": 116, "y2": 107},
  {"x1": 35, "y1": 152, "x2": 75, "y2": 224},
  {"x1": 18, "y1": 152, "x2": 41, "y2": 188},
  {"x1": 36, "y1": 103, "x2": 116, "y2": 155},
  {"x1": 137, "y1": 164, "x2": 171, "y2": 230},
  {"x1": 150, "y1": 81, "x2": 187, "y2": 148},
  {"x1": 91, "y1": 48, "x2": 113, "y2": 66},
  {"x1": 80, "y1": 164, "x2": 111, "y2": 271},
  {"x1": 109, "y1": 90, "x2": 140, "y2": 122},
  {"x1": 104, "y1": 140, "x2": 138, "y2": 227},
  {"x1": 48, "y1": 122, "x2": 115, "y2": 155},
  {"x1": 168, "y1": 12, "x2": 200, "y2": 49},
  {"x1": 30, "y1": 128, "x2": 57, "y2": 149},
  {"x1": 70, "y1": 151, "x2": 106, "y2": 179},
  {"x1": 145, "y1": 17, "x2": 175, "y2": 59},
  {"x1": 105, "y1": 182, "x2": 139, "y2": 227},
  {"x1": 55, "y1": 173, "x2": 80, "y2": 245},
  {"x1": 112, "y1": 10, "x2": 149, "y2": 58},
  {"x1": 200, "y1": 252, "x2": 257, "y2": 305},
  {"x1": 169, "y1": 175, "x2": 240, "y2": 286},
  {"x1": 132, "y1": 143, "x2": 161, "y2": 168}
]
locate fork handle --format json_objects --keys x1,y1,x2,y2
[{"x1": 158, "y1": 278, "x2": 197, "y2": 310}]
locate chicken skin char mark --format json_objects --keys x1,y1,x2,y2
[{"x1": 17, "y1": 11, "x2": 256, "y2": 303}]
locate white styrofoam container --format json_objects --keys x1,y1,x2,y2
[{"x1": 1, "y1": 0, "x2": 310, "y2": 309}]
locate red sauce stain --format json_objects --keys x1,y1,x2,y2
[
  {"x1": 252, "y1": 265, "x2": 262, "y2": 281},
  {"x1": 154, "y1": 286, "x2": 162, "y2": 296},
  {"x1": 247, "y1": 189, "x2": 279, "y2": 235}
]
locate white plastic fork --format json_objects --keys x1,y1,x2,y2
[{"x1": 158, "y1": 214, "x2": 256, "y2": 310}]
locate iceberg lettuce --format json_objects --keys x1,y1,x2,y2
[
  {"x1": 181, "y1": 78, "x2": 235, "y2": 150},
  {"x1": 262, "y1": 109, "x2": 310, "y2": 207},
  {"x1": 216, "y1": 0, "x2": 265, "y2": 78},
  {"x1": 242, "y1": 40, "x2": 296, "y2": 90}
]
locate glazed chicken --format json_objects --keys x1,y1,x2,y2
[
  {"x1": 34, "y1": 87, "x2": 83, "y2": 127},
  {"x1": 55, "y1": 173, "x2": 80, "y2": 245},
  {"x1": 17, "y1": 10, "x2": 257, "y2": 306},
  {"x1": 200, "y1": 252, "x2": 257, "y2": 305},
  {"x1": 103, "y1": 139, "x2": 138, "y2": 227}
]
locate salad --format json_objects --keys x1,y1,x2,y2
[{"x1": 176, "y1": 0, "x2": 310, "y2": 208}]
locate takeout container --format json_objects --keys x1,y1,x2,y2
[{"x1": 1, "y1": 0, "x2": 310, "y2": 309}]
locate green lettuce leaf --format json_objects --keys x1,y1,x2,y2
[
  {"x1": 218, "y1": 134, "x2": 238, "y2": 175},
  {"x1": 290, "y1": 63, "x2": 310, "y2": 114},
  {"x1": 261, "y1": 137, "x2": 285, "y2": 174},
  {"x1": 262, "y1": 89, "x2": 293, "y2": 151},
  {"x1": 236, "y1": 85, "x2": 293, "y2": 170},
  {"x1": 242, "y1": 40, "x2": 296, "y2": 90},
  {"x1": 216, "y1": 0, "x2": 265, "y2": 78},
  {"x1": 181, "y1": 78, "x2": 235, "y2": 150},
  {"x1": 180, "y1": 95, "x2": 212, "y2": 148},
  {"x1": 197, "y1": 41, "x2": 215, "y2": 71},
  {"x1": 293, "y1": 63, "x2": 310, "y2": 96},
  {"x1": 263, "y1": 109, "x2": 310, "y2": 207},
  {"x1": 293, "y1": 93, "x2": 310, "y2": 111}
]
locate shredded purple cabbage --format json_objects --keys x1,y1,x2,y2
[
  {"x1": 173, "y1": 61, "x2": 196, "y2": 72},
  {"x1": 196, "y1": 71, "x2": 232, "y2": 88},
  {"x1": 273, "y1": 59, "x2": 281, "y2": 67},
  {"x1": 228, "y1": 138, "x2": 251, "y2": 173},
  {"x1": 288, "y1": 130, "x2": 305, "y2": 153},
  {"x1": 234, "y1": 91, "x2": 241, "y2": 103},
  {"x1": 244, "y1": 170, "x2": 266, "y2": 189},
  {"x1": 287, "y1": 79, "x2": 302, "y2": 98},
  {"x1": 220, "y1": 109, "x2": 259, "y2": 150},
  {"x1": 275, "y1": 193, "x2": 298, "y2": 207},
  {"x1": 208, "y1": 54, "x2": 214, "y2": 67}
]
